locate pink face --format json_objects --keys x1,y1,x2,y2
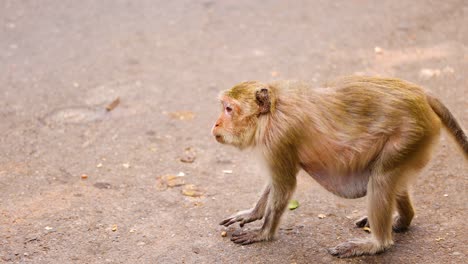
[{"x1": 211, "y1": 97, "x2": 235, "y2": 144}]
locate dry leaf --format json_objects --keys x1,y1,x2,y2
[
  {"x1": 169, "y1": 111, "x2": 195, "y2": 120},
  {"x1": 106, "y1": 97, "x2": 120, "y2": 112},
  {"x1": 156, "y1": 175, "x2": 185, "y2": 189},
  {"x1": 81, "y1": 174, "x2": 88, "y2": 179},
  {"x1": 180, "y1": 155, "x2": 195, "y2": 163},
  {"x1": 182, "y1": 184, "x2": 204, "y2": 197},
  {"x1": 166, "y1": 175, "x2": 185, "y2": 187}
]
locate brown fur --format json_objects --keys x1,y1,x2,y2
[{"x1": 211, "y1": 76, "x2": 467, "y2": 257}]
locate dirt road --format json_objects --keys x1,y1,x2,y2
[{"x1": 1, "y1": 0, "x2": 467, "y2": 263}]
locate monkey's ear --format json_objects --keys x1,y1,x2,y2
[{"x1": 255, "y1": 88, "x2": 270, "y2": 114}]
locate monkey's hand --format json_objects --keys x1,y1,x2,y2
[
  {"x1": 219, "y1": 209, "x2": 263, "y2": 227},
  {"x1": 230, "y1": 229, "x2": 269, "y2": 245}
]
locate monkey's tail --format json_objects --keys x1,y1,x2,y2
[{"x1": 426, "y1": 95, "x2": 468, "y2": 158}]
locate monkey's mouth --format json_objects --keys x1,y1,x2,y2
[{"x1": 215, "y1": 135, "x2": 224, "y2": 143}]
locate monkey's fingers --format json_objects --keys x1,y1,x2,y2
[
  {"x1": 220, "y1": 216, "x2": 243, "y2": 227},
  {"x1": 219, "y1": 218, "x2": 232, "y2": 226}
]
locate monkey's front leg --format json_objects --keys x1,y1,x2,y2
[
  {"x1": 220, "y1": 185, "x2": 270, "y2": 227},
  {"x1": 231, "y1": 177, "x2": 297, "y2": 245}
]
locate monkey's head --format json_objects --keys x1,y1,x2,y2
[{"x1": 211, "y1": 81, "x2": 274, "y2": 149}]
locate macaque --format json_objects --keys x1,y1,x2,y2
[{"x1": 211, "y1": 76, "x2": 467, "y2": 258}]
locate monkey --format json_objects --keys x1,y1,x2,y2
[{"x1": 211, "y1": 76, "x2": 467, "y2": 258}]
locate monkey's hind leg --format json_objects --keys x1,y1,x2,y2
[
  {"x1": 354, "y1": 189, "x2": 415, "y2": 233},
  {"x1": 393, "y1": 190, "x2": 415, "y2": 232},
  {"x1": 329, "y1": 173, "x2": 398, "y2": 258}
]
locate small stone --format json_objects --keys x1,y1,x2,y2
[
  {"x1": 443, "y1": 194, "x2": 448, "y2": 197},
  {"x1": 222, "y1": 170, "x2": 233, "y2": 174},
  {"x1": 96, "y1": 163, "x2": 103, "y2": 168},
  {"x1": 111, "y1": 225, "x2": 117, "y2": 232},
  {"x1": 44, "y1": 226, "x2": 53, "y2": 231},
  {"x1": 419, "y1": 68, "x2": 441, "y2": 79},
  {"x1": 442, "y1": 66, "x2": 454, "y2": 74},
  {"x1": 318, "y1": 214, "x2": 326, "y2": 219},
  {"x1": 192, "y1": 246, "x2": 200, "y2": 254},
  {"x1": 374, "y1": 46, "x2": 383, "y2": 54},
  {"x1": 122, "y1": 163, "x2": 130, "y2": 169},
  {"x1": 253, "y1": 49, "x2": 265, "y2": 56},
  {"x1": 221, "y1": 231, "x2": 227, "y2": 237},
  {"x1": 81, "y1": 174, "x2": 88, "y2": 179}
]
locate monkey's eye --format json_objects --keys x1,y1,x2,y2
[{"x1": 225, "y1": 106, "x2": 233, "y2": 113}]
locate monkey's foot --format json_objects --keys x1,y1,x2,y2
[
  {"x1": 355, "y1": 216, "x2": 370, "y2": 228},
  {"x1": 392, "y1": 216, "x2": 411, "y2": 233},
  {"x1": 355, "y1": 216, "x2": 410, "y2": 233},
  {"x1": 220, "y1": 209, "x2": 262, "y2": 227},
  {"x1": 230, "y1": 229, "x2": 268, "y2": 245},
  {"x1": 328, "y1": 239, "x2": 388, "y2": 258}
]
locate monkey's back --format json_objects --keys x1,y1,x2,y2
[{"x1": 271, "y1": 76, "x2": 442, "y2": 194}]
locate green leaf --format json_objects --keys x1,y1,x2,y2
[{"x1": 288, "y1": 200, "x2": 299, "y2": 210}]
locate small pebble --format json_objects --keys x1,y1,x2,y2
[{"x1": 374, "y1": 46, "x2": 383, "y2": 54}]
